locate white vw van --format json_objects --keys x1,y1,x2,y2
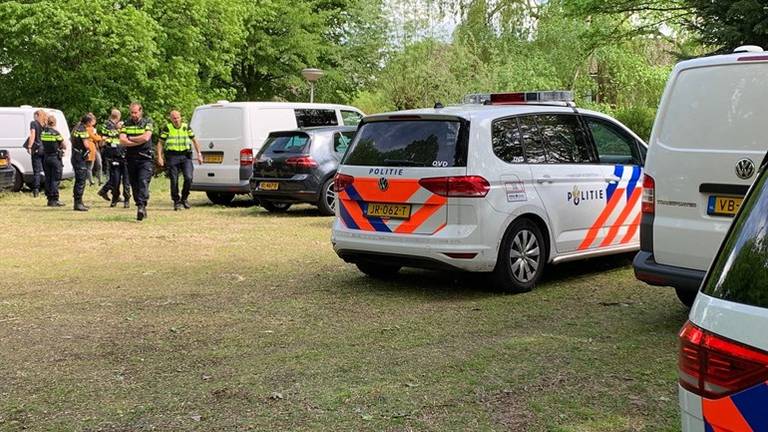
[
  {"x1": 0, "y1": 106, "x2": 74, "y2": 191},
  {"x1": 189, "y1": 101, "x2": 364, "y2": 205}
]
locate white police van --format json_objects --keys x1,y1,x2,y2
[{"x1": 331, "y1": 91, "x2": 648, "y2": 292}]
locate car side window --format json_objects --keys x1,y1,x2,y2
[
  {"x1": 334, "y1": 132, "x2": 354, "y2": 154},
  {"x1": 492, "y1": 117, "x2": 525, "y2": 163},
  {"x1": 586, "y1": 117, "x2": 641, "y2": 165},
  {"x1": 518, "y1": 116, "x2": 547, "y2": 164},
  {"x1": 341, "y1": 111, "x2": 363, "y2": 127},
  {"x1": 534, "y1": 114, "x2": 593, "y2": 164}
]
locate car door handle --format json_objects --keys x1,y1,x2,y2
[
  {"x1": 604, "y1": 176, "x2": 620, "y2": 184},
  {"x1": 536, "y1": 175, "x2": 553, "y2": 184}
]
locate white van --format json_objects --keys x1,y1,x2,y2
[
  {"x1": 0, "y1": 106, "x2": 73, "y2": 191},
  {"x1": 189, "y1": 101, "x2": 364, "y2": 205},
  {"x1": 633, "y1": 46, "x2": 768, "y2": 306}
]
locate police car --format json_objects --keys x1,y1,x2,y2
[
  {"x1": 331, "y1": 91, "x2": 648, "y2": 292},
  {"x1": 678, "y1": 155, "x2": 768, "y2": 431}
]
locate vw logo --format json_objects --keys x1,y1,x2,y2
[
  {"x1": 378, "y1": 177, "x2": 389, "y2": 191},
  {"x1": 208, "y1": 142, "x2": 214, "y2": 149},
  {"x1": 735, "y1": 158, "x2": 755, "y2": 180}
]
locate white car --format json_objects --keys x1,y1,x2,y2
[
  {"x1": 331, "y1": 91, "x2": 648, "y2": 292},
  {"x1": 189, "y1": 101, "x2": 364, "y2": 205},
  {"x1": 634, "y1": 46, "x2": 768, "y2": 307},
  {"x1": 678, "y1": 159, "x2": 768, "y2": 432},
  {"x1": 0, "y1": 106, "x2": 74, "y2": 191}
]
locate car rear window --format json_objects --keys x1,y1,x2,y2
[
  {"x1": 702, "y1": 168, "x2": 768, "y2": 308},
  {"x1": 343, "y1": 120, "x2": 466, "y2": 167},
  {"x1": 191, "y1": 108, "x2": 243, "y2": 139},
  {"x1": 260, "y1": 132, "x2": 310, "y2": 156}
]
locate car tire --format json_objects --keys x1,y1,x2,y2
[
  {"x1": 317, "y1": 178, "x2": 336, "y2": 216},
  {"x1": 675, "y1": 287, "x2": 697, "y2": 308},
  {"x1": 206, "y1": 192, "x2": 235, "y2": 206},
  {"x1": 261, "y1": 200, "x2": 292, "y2": 213},
  {"x1": 11, "y1": 167, "x2": 23, "y2": 192},
  {"x1": 491, "y1": 218, "x2": 546, "y2": 293},
  {"x1": 356, "y1": 262, "x2": 401, "y2": 278}
]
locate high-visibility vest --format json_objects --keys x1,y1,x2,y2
[{"x1": 161, "y1": 122, "x2": 194, "y2": 152}]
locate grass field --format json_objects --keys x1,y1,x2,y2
[{"x1": 0, "y1": 180, "x2": 688, "y2": 431}]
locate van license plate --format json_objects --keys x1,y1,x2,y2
[
  {"x1": 367, "y1": 203, "x2": 411, "y2": 219},
  {"x1": 259, "y1": 182, "x2": 279, "y2": 191},
  {"x1": 707, "y1": 196, "x2": 743, "y2": 217},
  {"x1": 202, "y1": 152, "x2": 223, "y2": 164},
  {"x1": 0, "y1": 159, "x2": 7, "y2": 168}
]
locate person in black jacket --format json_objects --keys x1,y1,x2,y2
[
  {"x1": 25, "y1": 109, "x2": 47, "y2": 197},
  {"x1": 119, "y1": 102, "x2": 154, "y2": 221},
  {"x1": 40, "y1": 115, "x2": 66, "y2": 207},
  {"x1": 97, "y1": 109, "x2": 130, "y2": 208},
  {"x1": 71, "y1": 113, "x2": 96, "y2": 212}
]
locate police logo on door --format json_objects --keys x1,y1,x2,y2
[
  {"x1": 735, "y1": 158, "x2": 755, "y2": 180},
  {"x1": 378, "y1": 177, "x2": 389, "y2": 192}
]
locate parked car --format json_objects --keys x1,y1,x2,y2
[
  {"x1": 0, "y1": 150, "x2": 15, "y2": 190},
  {"x1": 633, "y1": 45, "x2": 768, "y2": 307},
  {"x1": 678, "y1": 153, "x2": 768, "y2": 432},
  {"x1": 0, "y1": 106, "x2": 73, "y2": 191},
  {"x1": 189, "y1": 101, "x2": 364, "y2": 205},
  {"x1": 250, "y1": 126, "x2": 356, "y2": 215},
  {"x1": 332, "y1": 91, "x2": 648, "y2": 292}
]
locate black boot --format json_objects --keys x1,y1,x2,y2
[
  {"x1": 124, "y1": 199, "x2": 130, "y2": 209},
  {"x1": 98, "y1": 188, "x2": 111, "y2": 201},
  {"x1": 182, "y1": 200, "x2": 191, "y2": 209},
  {"x1": 174, "y1": 202, "x2": 182, "y2": 211},
  {"x1": 74, "y1": 201, "x2": 88, "y2": 212},
  {"x1": 137, "y1": 205, "x2": 147, "y2": 221},
  {"x1": 32, "y1": 189, "x2": 39, "y2": 198},
  {"x1": 110, "y1": 200, "x2": 119, "y2": 208}
]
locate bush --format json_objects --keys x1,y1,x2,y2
[{"x1": 613, "y1": 106, "x2": 657, "y2": 142}]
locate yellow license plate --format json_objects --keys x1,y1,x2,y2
[
  {"x1": 0, "y1": 159, "x2": 7, "y2": 168},
  {"x1": 366, "y1": 203, "x2": 412, "y2": 219},
  {"x1": 708, "y1": 195, "x2": 743, "y2": 217},
  {"x1": 259, "y1": 182, "x2": 279, "y2": 191},
  {"x1": 202, "y1": 152, "x2": 223, "y2": 164}
]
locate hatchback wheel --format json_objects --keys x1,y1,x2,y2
[
  {"x1": 318, "y1": 178, "x2": 336, "y2": 216},
  {"x1": 261, "y1": 200, "x2": 292, "y2": 213},
  {"x1": 492, "y1": 218, "x2": 546, "y2": 293},
  {"x1": 11, "y1": 167, "x2": 23, "y2": 192}
]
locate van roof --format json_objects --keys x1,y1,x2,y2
[
  {"x1": 674, "y1": 51, "x2": 768, "y2": 73},
  {"x1": 0, "y1": 106, "x2": 65, "y2": 114},
  {"x1": 194, "y1": 101, "x2": 363, "y2": 112}
]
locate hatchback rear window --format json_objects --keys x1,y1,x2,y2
[
  {"x1": 260, "y1": 133, "x2": 310, "y2": 156},
  {"x1": 702, "y1": 168, "x2": 768, "y2": 308},
  {"x1": 343, "y1": 120, "x2": 466, "y2": 167}
]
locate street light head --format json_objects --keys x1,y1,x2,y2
[{"x1": 301, "y1": 68, "x2": 325, "y2": 82}]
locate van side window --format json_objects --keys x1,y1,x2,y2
[
  {"x1": 341, "y1": 111, "x2": 363, "y2": 126},
  {"x1": 334, "y1": 132, "x2": 354, "y2": 154},
  {"x1": 518, "y1": 116, "x2": 547, "y2": 164},
  {"x1": 586, "y1": 117, "x2": 640, "y2": 165},
  {"x1": 295, "y1": 109, "x2": 338, "y2": 127},
  {"x1": 492, "y1": 117, "x2": 525, "y2": 164},
  {"x1": 535, "y1": 114, "x2": 593, "y2": 164}
]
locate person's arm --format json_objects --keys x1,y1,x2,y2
[
  {"x1": 192, "y1": 137, "x2": 203, "y2": 164},
  {"x1": 27, "y1": 127, "x2": 36, "y2": 153},
  {"x1": 129, "y1": 130, "x2": 152, "y2": 144},
  {"x1": 119, "y1": 133, "x2": 138, "y2": 147},
  {"x1": 156, "y1": 139, "x2": 165, "y2": 167}
]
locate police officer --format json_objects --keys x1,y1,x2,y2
[
  {"x1": 26, "y1": 109, "x2": 48, "y2": 197},
  {"x1": 71, "y1": 113, "x2": 96, "y2": 211},
  {"x1": 97, "y1": 109, "x2": 131, "y2": 208},
  {"x1": 119, "y1": 103, "x2": 154, "y2": 221},
  {"x1": 40, "y1": 114, "x2": 65, "y2": 207},
  {"x1": 157, "y1": 110, "x2": 202, "y2": 210}
]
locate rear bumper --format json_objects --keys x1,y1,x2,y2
[
  {"x1": 190, "y1": 181, "x2": 250, "y2": 194},
  {"x1": 633, "y1": 250, "x2": 706, "y2": 292},
  {"x1": 0, "y1": 168, "x2": 14, "y2": 189},
  {"x1": 678, "y1": 385, "x2": 704, "y2": 432},
  {"x1": 337, "y1": 250, "x2": 466, "y2": 272},
  {"x1": 249, "y1": 176, "x2": 320, "y2": 204}
]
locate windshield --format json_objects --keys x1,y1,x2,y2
[
  {"x1": 702, "y1": 166, "x2": 768, "y2": 308},
  {"x1": 260, "y1": 133, "x2": 310, "y2": 156},
  {"x1": 343, "y1": 120, "x2": 466, "y2": 167}
]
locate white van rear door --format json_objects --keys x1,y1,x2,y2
[
  {"x1": 651, "y1": 60, "x2": 768, "y2": 270},
  {"x1": 191, "y1": 106, "x2": 245, "y2": 186}
]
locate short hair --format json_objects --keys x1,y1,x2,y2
[
  {"x1": 46, "y1": 115, "x2": 56, "y2": 127},
  {"x1": 110, "y1": 109, "x2": 121, "y2": 120},
  {"x1": 129, "y1": 102, "x2": 143, "y2": 111},
  {"x1": 34, "y1": 109, "x2": 47, "y2": 120}
]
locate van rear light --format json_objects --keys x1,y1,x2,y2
[
  {"x1": 240, "y1": 148, "x2": 253, "y2": 166},
  {"x1": 641, "y1": 174, "x2": 655, "y2": 214},
  {"x1": 285, "y1": 155, "x2": 318, "y2": 169},
  {"x1": 334, "y1": 173, "x2": 354, "y2": 192},
  {"x1": 679, "y1": 321, "x2": 768, "y2": 399},
  {"x1": 419, "y1": 176, "x2": 490, "y2": 197}
]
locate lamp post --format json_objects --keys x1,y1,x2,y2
[{"x1": 301, "y1": 68, "x2": 324, "y2": 103}]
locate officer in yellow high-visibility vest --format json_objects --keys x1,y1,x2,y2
[{"x1": 156, "y1": 110, "x2": 203, "y2": 210}]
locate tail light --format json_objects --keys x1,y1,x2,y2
[
  {"x1": 679, "y1": 321, "x2": 768, "y2": 399},
  {"x1": 240, "y1": 148, "x2": 253, "y2": 166},
  {"x1": 418, "y1": 176, "x2": 490, "y2": 197},
  {"x1": 285, "y1": 155, "x2": 318, "y2": 169},
  {"x1": 334, "y1": 173, "x2": 354, "y2": 192},
  {"x1": 641, "y1": 174, "x2": 655, "y2": 214}
]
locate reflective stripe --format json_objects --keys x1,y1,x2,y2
[{"x1": 162, "y1": 122, "x2": 194, "y2": 152}]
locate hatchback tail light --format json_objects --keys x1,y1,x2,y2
[
  {"x1": 334, "y1": 173, "x2": 354, "y2": 192},
  {"x1": 679, "y1": 321, "x2": 768, "y2": 399},
  {"x1": 285, "y1": 155, "x2": 318, "y2": 169},
  {"x1": 641, "y1": 174, "x2": 655, "y2": 214},
  {"x1": 240, "y1": 148, "x2": 253, "y2": 166},
  {"x1": 418, "y1": 176, "x2": 490, "y2": 198}
]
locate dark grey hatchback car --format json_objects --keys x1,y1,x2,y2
[{"x1": 250, "y1": 126, "x2": 356, "y2": 215}]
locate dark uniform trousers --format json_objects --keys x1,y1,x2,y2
[
  {"x1": 71, "y1": 152, "x2": 88, "y2": 202},
  {"x1": 166, "y1": 152, "x2": 194, "y2": 203},
  {"x1": 31, "y1": 153, "x2": 44, "y2": 191},
  {"x1": 127, "y1": 156, "x2": 153, "y2": 207},
  {"x1": 107, "y1": 159, "x2": 131, "y2": 202},
  {"x1": 42, "y1": 153, "x2": 62, "y2": 201}
]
